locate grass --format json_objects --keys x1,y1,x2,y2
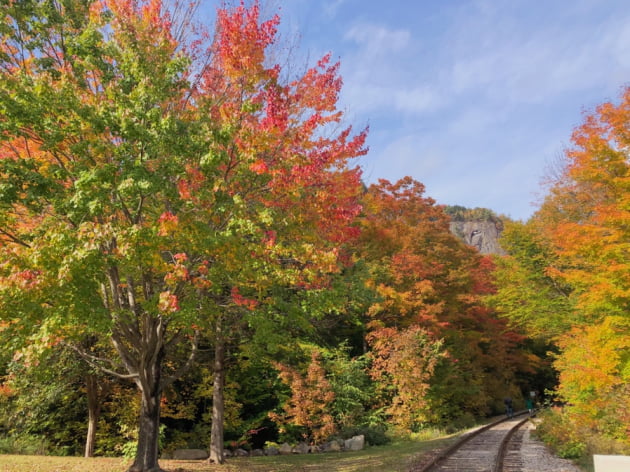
[{"x1": 0, "y1": 436, "x2": 457, "y2": 472}]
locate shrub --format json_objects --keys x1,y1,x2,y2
[
  {"x1": 339, "y1": 425, "x2": 391, "y2": 446},
  {"x1": 0, "y1": 435, "x2": 51, "y2": 455},
  {"x1": 535, "y1": 408, "x2": 586, "y2": 460}
]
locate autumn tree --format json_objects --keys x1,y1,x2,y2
[
  {"x1": 367, "y1": 326, "x2": 444, "y2": 431},
  {"x1": 0, "y1": 0, "x2": 365, "y2": 470},
  {"x1": 532, "y1": 86, "x2": 630, "y2": 451},
  {"x1": 270, "y1": 351, "x2": 336, "y2": 444}
]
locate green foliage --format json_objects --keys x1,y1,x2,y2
[
  {"x1": 444, "y1": 205, "x2": 502, "y2": 225},
  {"x1": 488, "y1": 220, "x2": 574, "y2": 338},
  {"x1": 0, "y1": 348, "x2": 89, "y2": 456},
  {"x1": 338, "y1": 425, "x2": 391, "y2": 446},
  {"x1": 0, "y1": 435, "x2": 51, "y2": 456},
  {"x1": 323, "y1": 346, "x2": 375, "y2": 429},
  {"x1": 535, "y1": 408, "x2": 588, "y2": 459}
]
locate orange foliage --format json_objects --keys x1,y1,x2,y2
[
  {"x1": 537, "y1": 86, "x2": 630, "y2": 318},
  {"x1": 367, "y1": 326, "x2": 444, "y2": 430},
  {"x1": 270, "y1": 351, "x2": 336, "y2": 443}
]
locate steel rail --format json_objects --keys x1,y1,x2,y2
[{"x1": 415, "y1": 411, "x2": 529, "y2": 472}]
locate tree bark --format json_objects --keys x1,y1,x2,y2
[
  {"x1": 84, "y1": 373, "x2": 100, "y2": 458},
  {"x1": 115, "y1": 313, "x2": 166, "y2": 472},
  {"x1": 209, "y1": 335, "x2": 226, "y2": 464},
  {"x1": 129, "y1": 386, "x2": 163, "y2": 472}
]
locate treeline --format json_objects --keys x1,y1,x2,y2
[
  {"x1": 444, "y1": 205, "x2": 503, "y2": 224},
  {"x1": 488, "y1": 86, "x2": 630, "y2": 461}
]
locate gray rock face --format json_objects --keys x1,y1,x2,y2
[
  {"x1": 171, "y1": 448, "x2": 209, "y2": 460},
  {"x1": 449, "y1": 220, "x2": 506, "y2": 255}
]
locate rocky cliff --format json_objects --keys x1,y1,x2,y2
[{"x1": 445, "y1": 206, "x2": 506, "y2": 255}]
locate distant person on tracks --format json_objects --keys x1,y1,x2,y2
[
  {"x1": 526, "y1": 396, "x2": 534, "y2": 415},
  {"x1": 504, "y1": 397, "x2": 514, "y2": 418}
]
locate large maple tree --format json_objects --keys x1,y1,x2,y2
[{"x1": 0, "y1": 1, "x2": 366, "y2": 470}]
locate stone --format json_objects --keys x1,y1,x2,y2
[
  {"x1": 233, "y1": 448, "x2": 249, "y2": 457},
  {"x1": 449, "y1": 218, "x2": 506, "y2": 255},
  {"x1": 264, "y1": 446, "x2": 279, "y2": 456},
  {"x1": 293, "y1": 442, "x2": 310, "y2": 454},
  {"x1": 323, "y1": 440, "x2": 341, "y2": 452},
  {"x1": 279, "y1": 443, "x2": 293, "y2": 455},
  {"x1": 250, "y1": 448, "x2": 264, "y2": 456},
  {"x1": 223, "y1": 449, "x2": 233, "y2": 458},
  {"x1": 345, "y1": 434, "x2": 365, "y2": 451},
  {"x1": 171, "y1": 449, "x2": 209, "y2": 460}
]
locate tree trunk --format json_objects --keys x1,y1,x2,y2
[
  {"x1": 84, "y1": 373, "x2": 100, "y2": 458},
  {"x1": 129, "y1": 387, "x2": 163, "y2": 472},
  {"x1": 209, "y1": 336, "x2": 226, "y2": 464},
  {"x1": 121, "y1": 314, "x2": 166, "y2": 472}
]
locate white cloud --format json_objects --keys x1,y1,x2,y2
[
  {"x1": 343, "y1": 83, "x2": 442, "y2": 115},
  {"x1": 344, "y1": 23, "x2": 410, "y2": 55},
  {"x1": 445, "y1": 3, "x2": 630, "y2": 105}
]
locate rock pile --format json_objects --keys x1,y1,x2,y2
[{"x1": 168, "y1": 434, "x2": 366, "y2": 460}]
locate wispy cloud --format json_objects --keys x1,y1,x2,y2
[
  {"x1": 344, "y1": 23, "x2": 410, "y2": 55},
  {"x1": 270, "y1": 0, "x2": 630, "y2": 219}
]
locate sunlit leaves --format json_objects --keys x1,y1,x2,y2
[{"x1": 537, "y1": 86, "x2": 630, "y2": 319}]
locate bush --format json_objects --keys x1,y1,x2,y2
[
  {"x1": 339, "y1": 425, "x2": 391, "y2": 446},
  {"x1": 0, "y1": 435, "x2": 51, "y2": 455},
  {"x1": 445, "y1": 412, "x2": 476, "y2": 433},
  {"x1": 535, "y1": 408, "x2": 586, "y2": 460}
]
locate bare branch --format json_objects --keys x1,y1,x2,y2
[{"x1": 64, "y1": 342, "x2": 138, "y2": 380}]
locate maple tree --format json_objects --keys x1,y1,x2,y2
[
  {"x1": 270, "y1": 351, "x2": 336, "y2": 444},
  {"x1": 489, "y1": 86, "x2": 630, "y2": 457},
  {"x1": 367, "y1": 326, "x2": 444, "y2": 431},
  {"x1": 0, "y1": 1, "x2": 366, "y2": 470}
]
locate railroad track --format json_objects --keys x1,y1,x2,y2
[{"x1": 413, "y1": 413, "x2": 530, "y2": 472}]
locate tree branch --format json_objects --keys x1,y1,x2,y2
[
  {"x1": 64, "y1": 342, "x2": 138, "y2": 380},
  {"x1": 162, "y1": 330, "x2": 199, "y2": 388}
]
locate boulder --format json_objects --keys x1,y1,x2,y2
[
  {"x1": 279, "y1": 443, "x2": 293, "y2": 455},
  {"x1": 264, "y1": 446, "x2": 279, "y2": 456},
  {"x1": 250, "y1": 448, "x2": 264, "y2": 456},
  {"x1": 293, "y1": 442, "x2": 310, "y2": 454},
  {"x1": 233, "y1": 448, "x2": 249, "y2": 457},
  {"x1": 171, "y1": 449, "x2": 209, "y2": 460},
  {"x1": 345, "y1": 434, "x2": 365, "y2": 451},
  {"x1": 323, "y1": 440, "x2": 342, "y2": 452}
]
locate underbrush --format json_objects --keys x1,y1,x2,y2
[
  {"x1": 535, "y1": 407, "x2": 630, "y2": 469},
  {"x1": 0, "y1": 435, "x2": 52, "y2": 456}
]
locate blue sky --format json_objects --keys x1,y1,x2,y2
[{"x1": 207, "y1": 1, "x2": 630, "y2": 221}]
